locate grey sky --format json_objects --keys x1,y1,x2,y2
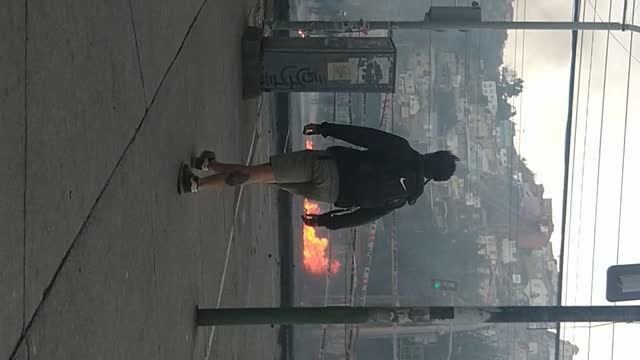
[{"x1": 504, "y1": 0, "x2": 640, "y2": 358}]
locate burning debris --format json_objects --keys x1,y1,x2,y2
[
  {"x1": 302, "y1": 199, "x2": 341, "y2": 274},
  {"x1": 302, "y1": 138, "x2": 341, "y2": 274}
]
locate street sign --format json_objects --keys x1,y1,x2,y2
[
  {"x1": 432, "y1": 279, "x2": 458, "y2": 292},
  {"x1": 607, "y1": 264, "x2": 640, "y2": 302}
]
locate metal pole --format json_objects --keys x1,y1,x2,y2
[
  {"x1": 270, "y1": 20, "x2": 640, "y2": 33},
  {"x1": 196, "y1": 305, "x2": 640, "y2": 326},
  {"x1": 446, "y1": 294, "x2": 455, "y2": 360}
]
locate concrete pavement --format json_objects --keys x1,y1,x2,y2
[{"x1": 1, "y1": 0, "x2": 283, "y2": 359}]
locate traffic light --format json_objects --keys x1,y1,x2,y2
[
  {"x1": 432, "y1": 279, "x2": 458, "y2": 292},
  {"x1": 607, "y1": 264, "x2": 640, "y2": 302}
]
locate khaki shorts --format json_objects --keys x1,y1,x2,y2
[{"x1": 270, "y1": 150, "x2": 340, "y2": 203}]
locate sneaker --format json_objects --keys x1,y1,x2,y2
[
  {"x1": 178, "y1": 163, "x2": 199, "y2": 194},
  {"x1": 191, "y1": 150, "x2": 217, "y2": 171}
]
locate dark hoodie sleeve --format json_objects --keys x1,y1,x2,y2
[
  {"x1": 316, "y1": 122, "x2": 409, "y2": 151},
  {"x1": 317, "y1": 207, "x2": 393, "y2": 230}
]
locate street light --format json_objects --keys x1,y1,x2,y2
[{"x1": 268, "y1": 5, "x2": 640, "y2": 33}]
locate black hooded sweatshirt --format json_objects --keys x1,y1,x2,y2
[{"x1": 313, "y1": 122, "x2": 426, "y2": 230}]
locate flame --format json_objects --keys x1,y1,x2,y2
[
  {"x1": 303, "y1": 199, "x2": 341, "y2": 274},
  {"x1": 301, "y1": 137, "x2": 341, "y2": 274}
]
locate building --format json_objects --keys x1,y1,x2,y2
[
  {"x1": 497, "y1": 328, "x2": 581, "y2": 360},
  {"x1": 408, "y1": 51, "x2": 431, "y2": 79},
  {"x1": 526, "y1": 279, "x2": 550, "y2": 306},
  {"x1": 495, "y1": 119, "x2": 515, "y2": 147},
  {"x1": 481, "y1": 81, "x2": 498, "y2": 115},
  {"x1": 559, "y1": 340, "x2": 580, "y2": 359},
  {"x1": 477, "y1": 235, "x2": 498, "y2": 264},
  {"x1": 435, "y1": 52, "x2": 459, "y2": 89},
  {"x1": 501, "y1": 238, "x2": 517, "y2": 264}
]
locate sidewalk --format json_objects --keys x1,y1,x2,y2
[{"x1": 1, "y1": 0, "x2": 283, "y2": 359}]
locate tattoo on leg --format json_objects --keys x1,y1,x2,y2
[{"x1": 224, "y1": 171, "x2": 250, "y2": 186}]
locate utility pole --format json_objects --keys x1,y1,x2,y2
[{"x1": 196, "y1": 305, "x2": 640, "y2": 326}]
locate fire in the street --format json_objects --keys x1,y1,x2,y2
[
  {"x1": 302, "y1": 137, "x2": 341, "y2": 274},
  {"x1": 303, "y1": 199, "x2": 341, "y2": 274}
]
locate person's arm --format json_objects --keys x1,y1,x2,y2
[
  {"x1": 317, "y1": 207, "x2": 393, "y2": 230},
  {"x1": 310, "y1": 122, "x2": 409, "y2": 151}
]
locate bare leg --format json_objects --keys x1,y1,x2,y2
[
  {"x1": 207, "y1": 162, "x2": 248, "y2": 174},
  {"x1": 197, "y1": 163, "x2": 275, "y2": 191}
]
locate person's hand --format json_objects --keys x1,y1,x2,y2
[
  {"x1": 301, "y1": 213, "x2": 320, "y2": 227},
  {"x1": 303, "y1": 123, "x2": 320, "y2": 136}
]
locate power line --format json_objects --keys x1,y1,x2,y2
[
  {"x1": 573, "y1": 0, "x2": 600, "y2": 310},
  {"x1": 564, "y1": 0, "x2": 591, "y2": 305},
  {"x1": 515, "y1": 0, "x2": 526, "y2": 303},
  {"x1": 586, "y1": 0, "x2": 614, "y2": 359},
  {"x1": 513, "y1": 0, "x2": 520, "y2": 69},
  {"x1": 561, "y1": 0, "x2": 590, "y2": 356},
  {"x1": 623, "y1": 0, "x2": 630, "y2": 26},
  {"x1": 615, "y1": 0, "x2": 636, "y2": 282},
  {"x1": 570, "y1": 322, "x2": 616, "y2": 329},
  {"x1": 507, "y1": 0, "x2": 522, "y2": 310},
  {"x1": 510, "y1": 3, "x2": 523, "y2": 358},
  {"x1": 610, "y1": 1, "x2": 636, "y2": 359},
  {"x1": 557, "y1": 0, "x2": 591, "y2": 356},
  {"x1": 568, "y1": 3, "x2": 599, "y2": 349},
  {"x1": 586, "y1": 0, "x2": 640, "y2": 65}
]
